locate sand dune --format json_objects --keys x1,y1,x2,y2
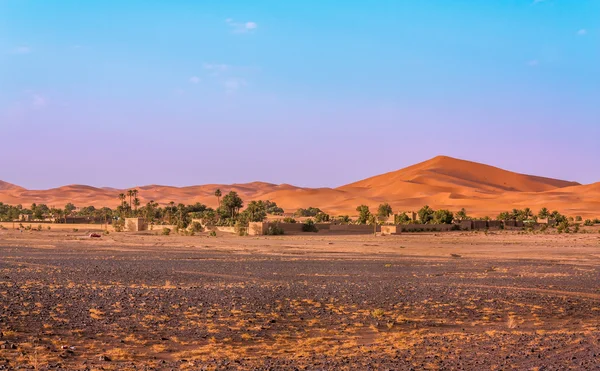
[{"x1": 1, "y1": 156, "x2": 598, "y2": 217}]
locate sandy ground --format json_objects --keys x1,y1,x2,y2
[{"x1": 1, "y1": 229, "x2": 599, "y2": 370}]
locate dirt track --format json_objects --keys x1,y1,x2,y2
[{"x1": 1, "y1": 230, "x2": 599, "y2": 370}]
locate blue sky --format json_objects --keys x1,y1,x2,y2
[{"x1": 1, "y1": 0, "x2": 598, "y2": 189}]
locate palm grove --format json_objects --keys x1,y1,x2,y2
[{"x1": 0, "y1": 189, "x2": 598, "y2": 233}]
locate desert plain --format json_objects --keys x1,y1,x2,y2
[{"x1": 1, "y1": 228, "x2": 599, "y2": 370}]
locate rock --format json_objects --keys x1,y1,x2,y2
[{"x1": 98, "y1": 355, "x2": 111, "y2": 362}]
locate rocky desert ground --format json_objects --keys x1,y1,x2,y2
[{"x1": 1, "y1": 229, "x2": 599, "y2": 370}]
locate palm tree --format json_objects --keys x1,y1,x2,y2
[
  {"x1": 118, "y1": 193, "x2": 126, "y2": 208},
  {"x1": 133, "y1": 198, "x2": 141, "y2": 216},
  {"x1": 215, "y1": 189, "x2": 222, "y2": 208},
  {"x1": 127, "y1": 190, "x2": 134, "y2": 216}
]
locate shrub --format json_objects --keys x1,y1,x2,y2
[
  {"x1": 573, "y1": 224, "x2": 580, "y2": 233},
  {"x1": 37, "y1": 224, "x2": 43, "y2": 231},
  {"x1": 302, "y1": 219, "x2": 318, "y2": 233},
  {"x1": 189, "y1": 222, "x2": 204, "y2": 232},
  {"x1": 209, "y1": 230, "x2": 217, "y2": 237},
  {"x1": 336, "y1": 215, "x2": 352, "y2": 224},
  {"x1": 161, "y1": 227, "x2": 171, "y2": 236},
  {"x1": 557, "y1": 221, "x2": 570, "y2": 234},
  {"x1": 282, "y1": 217, "x2": 297, "y2": 224},
  {"x1": 47, "y1": 226, "x2": 51, "y2": 230},
  {"x1": 314, "y1": 212, "x2": 330, "y2": 223},
  {"x1": 112, "y1": 219, "x2": 125, "y2": 232},
  {"x1": 584, "y1": 219, "x2": 593, "y2": 226},
  {"x1": 540, "y1": 224, "x2": 548, "y2": 232},
  {"x1": 73, "y1": 228, "x2": 78, "y2": 232},
  {"x1": 103, "y1": 230, "x2": 110, "y2": 235},
  {"x1": 575, "y1": 216, "x2": 582, "y2": 222},
  {"x1": 265, "y1": 223, "x2": 284, "y2": 235},
  {"x1": 294, "y1": 207, "x2": 322, "y2": 217}
]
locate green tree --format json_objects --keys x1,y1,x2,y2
[
  {"x1": 127, "y1": 189, "x2": 134, "y2": 216},
  {"x1": 377, "y1": 203, "x2": 393, "y2": 221},
  {"x1": 221, "y1": 191, "x2": 244, "y2": 219},
  {"x1": 242, "y1": 201, "x2": 267, "y2": 223},
  {"x1": 314, "y1": 212, "x2": 330, "y2": 223},
  {"x1": 433, "y1": 209, "x2": 454, "y2": 224},
  {"x1": 356, "y1": 205, "x2": 371, "y2": 224},
  {"x1": 214, "y1": 189, "x2": 222, "y2": 208},
  {"x1": 417, "y1": 205, "x2": 434, "y2": 224},
  {"x1": 497, "y1": 212, "x2": 510, "y2": 221},
  {"x1": 455, "y1": 208, "x2": 469, "y2": 222},
  {"x1": 133, "y1": 198, "x2": 141, "y2": 216},
  {"x1": 395, "y1": 213, "x2": 411, "y2": 224},
  {"x1": 538, "y1": 207, "x2": 549, "y2": 219}
]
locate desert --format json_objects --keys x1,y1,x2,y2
[
  {"x1": 1, "y1": 229, "x2": 599, "y2": 370},
  {"x1": 1, "y1": 156, "x2": 599, "y2": 218},
  {"x1": 4, "y1": 1, "x2": 599, "y2": 369}
]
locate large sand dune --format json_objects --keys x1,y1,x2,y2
[{"x1": 1, "y1": 156, "x2": 597, "y2": 217}]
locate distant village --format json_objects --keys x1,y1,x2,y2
[{"x1": 2, "y1": 187, "x2": 598, "y2": 236}]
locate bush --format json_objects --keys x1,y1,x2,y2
[
  {"x1": 209, "y1": 230, "x2": 217, "y2": 237},
  {"x1": 37, "y1": 224, "x2": 42, "y2": 231},
  {"x1": 265, "y1": 223, "x2": 284, "y2": 235},
  {"x1": 282, "y1": 217, "x2": 296, "y2": 224},
  {"x1": 557, "y1": 221, "x2": 570, "y2": 234},
  {"x1": 189, "y1": 222, "x2": 204, "y2": 232},
  {"x1": 302, "y1": 219, "x2": 318, "y2": 233},
  {"x1": 314, "y1": 212, "x2": 330, "y2": 223},
  {"x1": 72, "y1": 228, "x2": 78, "y2": 232},
  {"x1": 47, "y1": 226, "x2": 51, "y2": 230},
  {"x1": 575, "y1": 216, "x2": 582, "y2": 222},
  {"x1": 540, "y1": 224, "x2": 548, "y2": 232},
  {"x1": 584, "y1": 219, "x2": 593, "y2": 226},
  {"x1": 573, "y1": 224, "x2": 580, "y2": 233},
  {"x1": 161, "y1": 227, "x2": 171, "y2": 236},
  {"x1": 112, "y1": 219, "x2": 125, "y2": 232}
]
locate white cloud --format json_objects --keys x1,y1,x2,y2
[
  {"x1": 224, "y1": 78, "x2": 246, "y2": 93},
  {"x1": 32, "y1": 94, "x2": 47, "y2": 109},
  {"x1": 189, "y1": 76, "x2": 201, "y2": 84},
  {"x1": 203, "y1": 63, "x2": 229, "y2": 71},
  {"x1": 528, "y1": 60, "x2": 539, "y2": 67},
  {"x1": 577, "y1": 29, "x2": 587, "y2": 36},
  {"x1": 226, "y1": 18, "x2": 258, "y2": 33},
  {"x1": 11, "y1": 46, "x2": 31, "y2": 54}
]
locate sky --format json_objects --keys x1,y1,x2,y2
[{"x1": 1, "y1": 0, "x2": 599, "y2": 189}]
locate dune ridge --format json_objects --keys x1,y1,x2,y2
[{"x1": 1, "y1": 156, "x2": 597, "y2": 217}]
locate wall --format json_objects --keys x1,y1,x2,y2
[
  {"x1": 148, "y1": 224, "x2": 177, "y2": 231},
  {"x1": 10, "y1": 222, "x2": 112, "y2": 231},
  {"x1": 472, "y1": 220, "x2": 488, "y2": 230},
  {"x1": 487, "y1": 220, "x2": 503, "y2": 229},
  {"x1": 504, "y1": 220, "x2": 524, "y2": 228},
  {"x1": 459, "y1": 221, "x2": 473, "y2": 230},
  {"x1": 381, "y1": 225, "x2": 400, "y2": 235},
  {"x1": 125, "y1": 218, "x2": 146, "y2": 232},
  {"x1": 329, "y1": 224, "x2": 379, "y2": 234},
  {"x1": 400, "y1": 224, "x2": 455, "y2": 232}
]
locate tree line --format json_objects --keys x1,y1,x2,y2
[{"x1": 1, "y1": 192, "x2": 598, "y2": 231}]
